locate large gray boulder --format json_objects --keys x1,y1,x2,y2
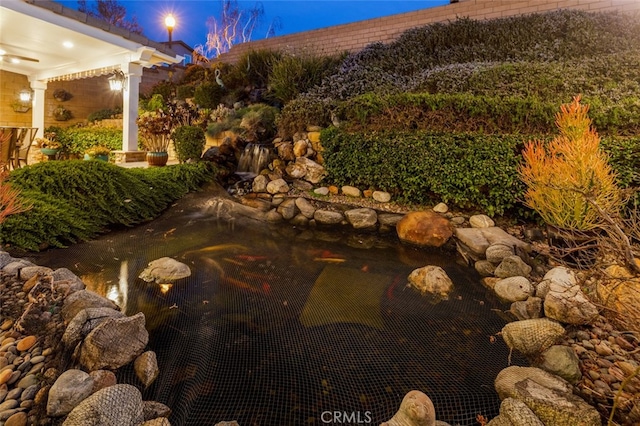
[
  {"x1": 344, "y1": 208, "x2": 378, "y2": 229},
  {"x1": 494, "y1": 277, "x2": 534, "y2": 302},
  {"x1": 47, "y1": 369, "x2": 94, "y2": 417},
  {"x1": 536, "y1": 345, "x2": 582, "y2": 384},
  {"x1": 485, "y1": 244, "x2": 515, "y2": 264},
  {"x1": 62, "y1": 384, "x2": 144, "y2": 426},
  {"x1": 501, "y1": 318, "x2": 564, "y2": 355},
  {"x1": 314, "y1": 210, "x2": 344, "y2": 225},
  {"x1": 495, "y1": 366, "x2": 573, "y2": 401},
  {"x1": 139, "y1": 257, "x2": 191, "y2": 283},
  {"x1": 79, "y1": 312, "x2": 149, "y2": 371},
  {"x1": 134, "y1": 351, "x2": 159, "y2": 388},
  {"x1": 296, "y1": 157, "x2": 326, "y2": 184},
  {"x1": 499, "y1": 398, "x2": 544, "y2": 426},
  {"x1": 544, "y1": 282, "x2": 599, "y2": 325},
  {"x1": 295, "y1": 197, "x2": 316, "y2": 219},
  {"x1": 454, "y1": 227, "x2": 530, "y2": 262},
  {"x1": 61, "y1": 290, "x2": 120, "y2": 323},
  {"x1": 51, "y1": 268, "x2": 86, "y2": 292},
  {"x1": 513, "y1": 378, "x2": 600, "y2": 425},
  {"x1": 276, "y1": 198, "x2": 299, "y2": 220},
  {"x1": 494, "y1": 256, "x2": 532, "y2": 278},
  {"x1": 63, "y1": 307, "x2": 125, "y2": 350},
  {"x1": 509, "y1": 297, "x2": 542, "y2": 320}
]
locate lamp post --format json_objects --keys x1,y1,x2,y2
[{"x1": 165, "y1": 14, "x2": 176, "y2": 48}]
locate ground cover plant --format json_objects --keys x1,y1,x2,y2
[{"x1": 0, "y1": 161, "x2": 214, "y2": 251}]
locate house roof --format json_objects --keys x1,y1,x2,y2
[{"x1": 0, "y1": 0, "x2": 182, "y2": 81}]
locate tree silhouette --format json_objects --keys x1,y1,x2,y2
[{"x1": 78, "y1": 0, "x2": 143, "y2": 34}]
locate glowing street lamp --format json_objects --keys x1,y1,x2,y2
[{"x1": 165, "y1": 14, "x2": 176, "y2": 48}]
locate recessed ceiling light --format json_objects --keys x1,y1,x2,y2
[
  {"x1": 10, "y1": 58, "x2": 20, "y2": 64},
  {"x1": 63, "y1": 41, "x2": 74, "y2": 48}
]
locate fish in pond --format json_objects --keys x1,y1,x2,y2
[
  {"x1": 235, "y1": 254, "x2": 268, "y2": 261},
  {"x1": 221, "y1": 275, "x2": 261, "y2": 293},
  {"x1": 386, "y1": 274, "x2": 402, "y2": 300},
  {"x1": 182, "y1": 244, "x2": 247, "y2": 258},
  {"x1": 313, "y1": 257, "x2": 346, "y2": 263}
]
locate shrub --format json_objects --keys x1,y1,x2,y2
[
  {"x1": 321, "y1": 127, "x2": 526, "y2": 216},
  {"x1": 519, "y1": 96, "x2": 623, "y2": 230},
  {"x1": 173, "y1": 125, "x2": 205, "y2": 163},
  {"x1": 150, "y1": 80, "x2": 176, "y2": 101},
  {"x1": 87, "y1": 107, "x2": 122, "y2": 122},
  {"x1": 49, "y1": 126, "x2": 122, "y2": 156},
  {"x1": 194, "y1": 82, "x2": 224, "y2": 109},
  {"x1": 176, "y1": 84, "x2": 196, "y2": 100},
  {"x1": 2, "y1": 161, "x2": 214, "y2": 251},
  {"x1": 207, "y1": 103, "x2": 278, "y2": 142}
]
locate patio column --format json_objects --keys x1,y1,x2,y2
[
  {"x1": 122, "y1": 63, "x2": 143, "y2": 152},
  {"x1": 30, "y1": 80, "x2": 47, "y2": 139}
]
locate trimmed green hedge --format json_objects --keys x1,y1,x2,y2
[
  {"x1": 2, "y1": 161, "x2": 215, "y2": 251},
  {"x1": 321, "y1": 128, "x2": 527, "y2": 216},
  {"x1": 51, "y1": 126, "x2": 123, "y2": 156}
]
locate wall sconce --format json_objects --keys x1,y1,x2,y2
[
  {"x1": 108, "y1": 71, "x2": 126, "y2": 91},
  {"x1": 19, "y1": 88, "x2": 32, "y2": 102}
]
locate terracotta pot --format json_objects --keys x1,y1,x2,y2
[{"x1": 146, "y1": 151, "x2": 169, "y2": 167}]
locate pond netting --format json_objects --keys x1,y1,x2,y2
[{"x1": 28, "y1": 189, "x2": 527, "y2": 426}]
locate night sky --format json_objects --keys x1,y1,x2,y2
[{"x1": 58, "y1": 1, "x2": 449, "y2": 50}]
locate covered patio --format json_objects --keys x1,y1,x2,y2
[{"x1": 0, "y1": 0, "x2": 182, "y2": 162}]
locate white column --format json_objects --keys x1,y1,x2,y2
[
  {"x1": 121, "y1": 63, "x2": 143, "y2": 151},
  {"x1": 30, "y1": 80, "x2": 47, "y2": 139}
]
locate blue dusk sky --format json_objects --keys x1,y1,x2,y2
[{"x1": 58, "y1": 1, "x2": 449, "y2": 50}]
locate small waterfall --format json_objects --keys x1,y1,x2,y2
[{"x1": 237, "y1": 143, "x2": 273, "y2": 174}]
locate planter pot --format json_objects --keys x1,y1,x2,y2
[
  {"x1": 40, "y1": 148, "x2": 59, "y2": 157},
  {"x1": 547, "y1": 224, "x2": 601, "y2": 269},
  {"x1": 146, "y1": 151, "x2": 169, "y2": 167},
  {"x1": 84, "y1": 154, "x2": 109, "y2": 162}
]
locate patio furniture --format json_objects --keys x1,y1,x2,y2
[
  {"x1": 10, "y1": 127, "x2": 37, "y2": 168},
  {"x1": 0, "y1": 127, "x2": 17, "y2": 170}
]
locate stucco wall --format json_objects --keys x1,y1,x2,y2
[{"x1": 216, "y1": 0, "x2": 640, "y2": 63}]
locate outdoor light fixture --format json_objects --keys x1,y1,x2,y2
[
  {"x1": 108, "y1": 70, "x2": 126, "y2": 91},
  {"x1": 165, "y1": 14, "x2": 176, "y2": 48},
  {"x1": 19, "y1": 88, "x2": 32, "y2": 102}
]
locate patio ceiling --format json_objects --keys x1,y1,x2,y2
[{"x1": 0, "y1": 1, "x2": 180, "y2": 82}]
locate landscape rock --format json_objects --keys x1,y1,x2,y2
[
  {"x1": 314, "y1": 210, "x2": 344, "y2": 225},
  {"x1": 79, "y1": 312, "x2": 149, "y2": 371},
  {"x1": 344, "y1": 208, "x2": 377, "y2": 229},
  {"x1": 134, "y1": 351, "x2": 159, "y2": 388},
  {"x1": 141, "y1": 418, "x2": 171, "y2": 426},
  {"x1": 494, "y1": 276, "x2": 534, "y2": 302},
  {"x1": 251, "y1": 175, "x2": 269, "y2": 193},
  {"x1": 512, "y1": 378, "x2": 600, "y2": 425},
  {"x1": 341, "y1": 186, "x2": 361, "y2": 198},
  {"x1": 408, "y1": 266, "x2": 454, "y2": 299},
  {"x1": 494, "y1": 256, "x2": 532, "y2": 278},
  {"x1": 544, "y1": 282, "x2": 599, "y2": 325},
  {"x1": 495, "y1": 366, "x2": 573, "y2": 401},
  {"x1": 89, "y1": 370, "x2": 117, "y2": 394},
  {"x1": 276, "y1": 198, "x2": 298, "y2": 220},
  {"x1": 499, "y1": 398, "x2": 543, "y2": 426},
  {"x1": 380, "y1": 390, "x2": 436, "y2": 426},
  {"x1": 295, "y1": 197, "x2": 316, "y2": 219},
  {"x1": 469, "y1": 214, "x2": 495, "y2": 228},
  {"x1": 63, "y1": 307, "x2": 125, "y2": 350},
  {"x1": 266, "y1": 178, "x2": 289, "y2": 194},
  {"x1": 47, "y1": 369, "x2": 94, "y2": 417},
  {"x1": 509, "y1": 297, "x2": 542, "y2": 320},
  {"x1": 143, "y1": 401, "x2": 172, "y2": 421},
  {"x1": 61, "y1": 290, "x2": 120, "y2": 323},
  {"x1": 432, "y1": 202, "x2": 448, "y2": 213},
  {"x1": 313, "y1": 187, "x2": 329, "y2": 196},
  {"x1": 62, "y1": 384, "x2": 143, "y2": 426},
  {"x1": 51, "y1": 268, "x2": 86, "y2": 292},
  {"x1": 373, "y1": 191, "x2": 391, "y2": 203},
  {"x1": 397, "y1": 211, "x2": 452, "y2": 248},
  {"x1": 536, "y1": 345, "x2": 581, "y2": 383},
  {"x1": 486, "y1": 244, "x2": 515, "y2": 264},
  {"x1": 454, "y1": 227, "x2": 530, "y2": 262},
  {"x1": 474, "y1": 260, "x2": 496, "y2": 277},
  {"x1": 501, "y1": 318, "x2": 565, "y2": 355},
  {"x1": 296, "y1": 157, "x2": 326, "y2": 183},
  {"x1": 139, "y1": 258, "x2": 191, "y2": 283}
]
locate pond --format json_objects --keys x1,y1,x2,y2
[{"x1": 26, "y1": 186, "x2": 524, "y2": 426}]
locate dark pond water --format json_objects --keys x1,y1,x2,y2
[{"x1": 25, "y1": 186, "x2": 523, "y2": 426}]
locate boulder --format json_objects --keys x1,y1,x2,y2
[
  {"x1": 285, "y1": 162, "x2": 306, "y2": 179},
  {"x1": 432, "y1": 203, "x2": 448, "y2": 213},
  {"x1": 51, "y1": 268, "x2": 86, "y2": 292},
  {"x1": 251, "y1": 175, "x2": 269, "y2": 193},
  {"x1": 313, "y1": 187, "x2": 329, "y2": 196},
  {"x1": 397, "y1": 211, "x2": 452, "y2": 248},
  {"x1": 266, "y1": 178, "x2": 289, "y2": 194},
  {"x1": 89, "y1": 370, "x2": 117, "y2": 394},
  {"x1": 19, "y1": 266, "x2": 53, "y2": 280},
  {"x1": 474, "y1": 260, "x2": 496, "y2": 277},
  {"x1": 47, "y1": 369, "x2": 94, "y2": 417},
  {"x1": 293, "y1": 139, "x2": 309, "y2": 157},
  {"x1": 276, "y1": 198, "x2": 298, "y2": 220},
  {"x1": 314, "y1": 210, "x2": 344, "y2": 225},
  {"x1": 501, "y1": 318, "x2": 565, "y2": 355},
  {"x1": 495, "y1": 366, "x2": 573, "y2": 401},
  {"x1": 454, "y1": 227, "x2": 530, "y2": 262},
  {"x1": 380, "y1": 390, "x2": 436, "y2": 426},
  {"x1": 486, "y1": 244, "x2": 515, "y2": 264},
  {"x1": 62, "y1": 384, "x2": 143, "y2": 426},
  {"x1": 79, "y1": 312, "x2": 149, "y2": 371},
  {"x1": 290, "y1": 214, "x2": 309, "y2": 227},
  {"x1": 544, "y1": 282, "x2": 599, "y2": 325},
  {"x1": 344, "y1": 208, "x2": 377, "y2": 229},
  {"x1": 536, "y1": 345, "x2": 581, "y2": 384},
  {"x1": 509, "y1": 297, "x2": 542, "y2": 320},
  {"x1": 494, "y1": 256, "x2": 532, "y2": 278},
  {"x1": 61, "y1": 290, "x2": 120, "y2": 323},
  {"x1": 542, "y1": 266, "x2": 577, "y2": 288},
  {"x1": 512, "y1": 378, "x2": 600, "y2": 425},
  {"x1": 134, "y1": 351, "x2": 159, "y2": 388},
  {"x1": 63, "y1": 307, "x2": 125, "y2": 350},
  {"x1": 295, "y1": 197, "x2": 316, "y2": 219},
  {"x1": 499, "y1": 398, "x2": 544, "y2": 426},
  {"x1": 408, "y1": 266, "x2": 454, "y2": 299},
  {"x1": 296, "y1": 157, "x2": 326, "y2": 184},
  {"x1": 276, "y1": 141, "x2": 294, "y2": 161},
  {"x1": 139, "y1": 257, "x2": 191, "y2": 283},
  {"x1": 469, "y1": 214, "x2": 495, "y2": 228},
  {"x1": 494, "y1": 277, "x2": 534, "y2": 302},
  {"x1": 378, "y1": 213, "x2": 404, "y2": 227},
  {"x1": 143, "y1": 401, "x2": 172, "y2": 421},
  {"x1": 141, "y1": 419, "x2": 171, "y2": 426}
]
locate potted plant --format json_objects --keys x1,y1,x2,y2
[
  {"x1": 53, "y1": 89, "x2": 72, "y2": 102},
  {"x1": 53, "y1": 105, "x2": 72, "y2": 121},
  {"x1": 173, "y1": 125, "x2": 205, "y2": 163},
  {"x1": 519, "y1": 95, "x2": 623, "y2": 267},
  {"x1": 36, "y1": 132, "x2": 62, "y2": 158},
  {"x1": 137, "y1": 109, "x2": 173, "y2": 166},
  {"x1": 11, "y1": 101, "x2": 31, "y2": 113},
  {"x1": 84, "y1": 145, "x2": 111, "y2": 162}
]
